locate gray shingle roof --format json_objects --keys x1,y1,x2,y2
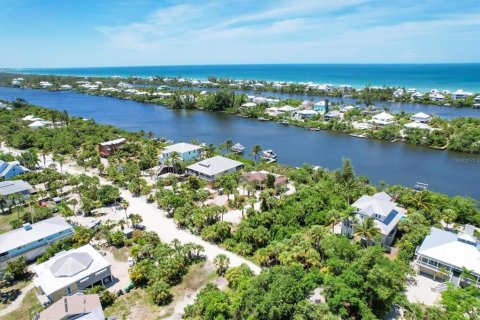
[{"x1": 0, "y1": 180, "x2": 33, "y2": 196}]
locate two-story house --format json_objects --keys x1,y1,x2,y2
[
  {"x1": 159, "y1": 142, "x2": 202, "y2": 165},
  {"x1": 0, "y1": 160, "x2": 29, "y2": 179}
]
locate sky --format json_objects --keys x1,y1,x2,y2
[{"x1": 0, "y1": 0, "x2": 479, "y2": 68}]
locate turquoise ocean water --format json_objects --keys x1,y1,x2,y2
[{"x1": 5, "y1": 64, "x2": 480, "y2": 92}]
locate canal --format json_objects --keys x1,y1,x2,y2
[{"x1": 1, "y1": 87, "x2": 479, "y2": 200}]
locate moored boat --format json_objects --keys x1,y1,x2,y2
[
  {"x1": 231, "y1": 143, "x2": 245, "y2": 153},
  {"x1": 261, "y1": 149, "x2": 277, "y2": 161}
]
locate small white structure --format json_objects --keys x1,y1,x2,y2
[
  {"x1": 295, "y1": 110, "x2": 318, "y2": 119},
  {"x1": 39, "y1": 81, "x2": 53, "y2": 88},
  {"x1": 429, "y1": 93, "x2": 445, "y2": 102},
  {"x1": 414, "y1": 225, "x2": 480, "y2": 287},
  {"x1": 404, "y1": 122, "x2": 431, "y2": 130},
  {"x1": 342, "y1": 192, "x2": 406, "y2": 247},
  {"x1": 410, "y1": 112, "x2": 432, "y2": 123},
  {"x1": 411, "y1": 92, "x2": 424, "y2": 100},
  {"x1": 451, "y1": 89, "x2": 473, "y2": 100},
  {"x1": 241, "y1": 102, "x2": 257, "y2": 108},
  {"x1": 60, "y1": 85, "x2": 72, "y2": 90},
  {"x1": 28, "y1": 120, "x2": 52, "y2": 129},
  {"x1": 187, "y1": 156, "x2": 243, "y2": 183},
  {"x1": 265, "y1": 107, "x2": 280, "y2": 116},
  {"x1": 277, "y1": 105, "x2": 298, "y2": 113},
  {"x1": 371, "y1": 112, "x2": 395, "y2": 127},
  {"x1": 324, "y1": 110, "x2": 343, "y2": 121}
]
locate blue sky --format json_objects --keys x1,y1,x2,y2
[{"x1": 0, "y1": 0, "x2": 479, "y2": 67}]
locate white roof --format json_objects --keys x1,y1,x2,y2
[
  {"x1": 417, "y1": 227, "x2": 480, "y2": 275},
  {"x1": 187, "y1": 156, "x2": 243, "y2": 176},
  {"x1": 0, "y1": 216, "x2": 72, "y2": 254},
  {"x1": 372, "y1": 112, "x2": 395, "y2": 121},
  {"x1": 278, "y1": 105, "x2": 298, "y2": 112},
  {"x1": 242, "y1": 102, "x2": 257, "y2": 107},
  {"x1": 404, "y1": 122, "x2": 431, "y2": 130},
  {"x1": 0, "y1": 180, "x2": 33, "y2": 196},
  {"x1": 298, "y1": 110, "x2": 318, "y2": 115},
  {"x1": 29, "y1": 120, "x2": 50, "y2": 128},
  {"x1": 162, "y1": 142, "x2": 202, "y2": 154},
  {"x1": 33, "y1": 245, "x2": 110, "y2": 296},
  {"x1": 411, "y1": 112, "x2": 431, "y2": 119},
  {"x1": 99, "y1": 138, "x2": 126, "y2": 146}
]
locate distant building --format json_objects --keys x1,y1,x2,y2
[
  {"x1": 342, "y1": 192, "x2": 406, "y2": 247},
  {"x1": 98, "y1": 138, "x2": 126, "y2": 157},
  {"x1": 33, "y1": 244, "x2": 112, "y2": 303},
  {"x1": 277, "y1": 105, "x2": 298, "y2": 113},
  {"x1": 324, "y1": 110, "x2": 343, "y2": 121},
  {"x1": 0, "y1": 217, "x2": 73, "y2": 266},
  {"x1": 187, "y1": 156, "x2": 243, "y2": 184},
  {"x1": 0, "y1": 160, "x2": 29, "y2": 179},
  {"x1": 313, "y1": 101, "x2": 327, "y2": 114},
  {"x1": 371, "y1": 112, "x2": 395, "y2": 127},
  {"x1": 451, "y1": 89, "x2": 473, "y2": 100},
  {"x1": 34, "y1": 294, "x2": 105, "y2": 319},
  {"x1": 404, "y1": 122, "x2": 432, "y2": 130},
  {"x1": 240, "y1": 170, "x2": 288, "y2": 191},
  {"x1": 295, "y1": 110, "x2": 318, "y2": 120},
  {"x1": 159, "y1": 142, "x2": 202, "y2": 164},
  {"x1": 414, "y1": 225, "x2": 480, "y2": 287},
  {"x1": 59, "y1": 84, "x2": 72, "y2": 90}
]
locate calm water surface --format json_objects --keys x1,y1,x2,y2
[{"x1": 0, "y1": 87, "x2": 479, "y2": 200}]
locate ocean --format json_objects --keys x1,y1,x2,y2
[{"x1": 5, "y1": 64, "x2": 480, "y2": 92}]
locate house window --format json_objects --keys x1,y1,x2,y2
[
  {"x1": 37, "y1": 238, "x2": 44, "y2": 243},
  {"x1": 95, "y1": 268, "x2": 107, "y2": 276}
]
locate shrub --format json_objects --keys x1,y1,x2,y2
[{"x1": 148, "y1": 280, "x2": 172, "y2": 306}]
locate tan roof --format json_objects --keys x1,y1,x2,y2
[{"x1": 36, "y1": 294, "x2": 104, "y2": 319}]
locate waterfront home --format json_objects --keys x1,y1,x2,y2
[
  {"x1": 404, "y1": 122, "x2": 432, "y2": 130},
  {"x1": 159, "y1": 142, "x2": 202, "y2": 164},
  {"x1": 253, "y1": 97, "x2": 268, "y2": 104},
  {"x1": 371, "y1": 112, "x2": 395, "y2": 127},
  {"x1": 241, "y1": 102, "x2": 257, "y2": 108},
  {"x1": 352, "y1": 121, "x2": 372, "y2": 130},
  {"x1": 35, "y1": 294, "x2": 104, "y2": 319},
  {"x1": 341, "y1": 192, "x2": 406, "y2": 247},
  {"x1": 324, "y1": 110, "x2": 343, "y2": 121},
  {"x1": 187, "y1": 156, "x2": 243, "y2": 184},
  {"x1": 11, "y1": 80, "x2": 21, "y2": 87},
  {"x1": 0, "y1": 217, "x2": 74, "y2": 266},
  {"x1": 101, "y1": 87, "x2": 121, "y2": 93},
  {"x1": 295, "y1": 110, "x2": 318, "y2": 120},
  {"x1": 0, "y1": 180, "x2": 33, "y2": 204},
  {"x1": 278, "y1": 105, "x2": 298, "y2": 113},
  {"x1": 98, "y1": 138, "x2": 126, "y2": 157},
  {"x1": 341, "y1": 105, "x2": 356, "y2": 113},
  {"x1": 28, "y1": 120, "x2": 52, "y2": 129},
  {"x1": 411, "y1": 92, "x2": 424, "y2": 100},
  {"x1": 60, "y1": 84, "x2": 72, "y2": 90},
  {"x1": 300, "y1": 100, "x2": 314, "y2": 109},
  {"x1": 313, "y1": 101, "x2": 327, "y2": 114},
  {"x1": 393, "y1": 89, "x2": 404, "y2": 98},
  {"x1": 429, "y1": 93, "x2": 445, "y2": 102},
  {"x1": 240, "y1": 170, "x2": 288, "y2": 191},
  {"x1": 451, "y1": 89, "x2": 473, "y2": 100},
  {"x1": 33, "y1": 244, "x2": 112, "y2": 303},
  {"x1": 117, "y1": 82, "x2": 133, "y2": 89},
  {"x1": 22, "y1": 114, "x2": 43, "y2": 122},
  {"x1": 265, "y1": 107, "x2": 281, "y2": 116},
  {"x1": 39, "y1": 81, "x2": 52, "y2": 88},
  {"x1": 414, "y1": 225, "x2": 480, "y2": 287},
  {"x1": 474, "y1": 95, "x2": 480, "y2": 103},
  {"x1": 0, "y1": 160, "x2": 29, "y2": 179},
  {"x1": 410, "y1": 112, "x2": 432, "y2": 123}
]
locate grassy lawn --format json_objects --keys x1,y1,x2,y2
[
  {"x1": 0, "y1": 279, "x2": 33, "y2": 310},
  {"x1": 109, "y1": 246, "x2": 130, "y2": 262},
  {"x1": 0, "y1": 289, "x2": 42, "y2": 320},
  {"x1": 0, "y1": 213, "x2": 17, "y2": 234},
  {"x1": 104, "y1": 262, "x2": 217, "y2": 320}
]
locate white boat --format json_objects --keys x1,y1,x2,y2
[
  {"x1": 231, "y1": 143, "x2": 245, "y2": 153},
  {"x1": 261, "y1": 149, "x2": 277, "y2": 161},
  {"x1": 278, "y1": 120, "x2": 289, "y2": 125}
]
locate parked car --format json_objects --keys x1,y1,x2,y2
[
  {"x1": 127, "y1": 257, "x2": 136, "y2": 267},
  {"x1": 125, "y1": 282, "x2": 135, "y2": 293},
  {"x1": 87, "y1": 219, "x2": 101, "y2": 230},
  {"x1": 133, "y1": 224, "x2": 146, "y2": 230}
]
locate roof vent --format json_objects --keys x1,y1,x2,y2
[{"x1": 23, "y1": 223, "x2": 32, "y2": 231}]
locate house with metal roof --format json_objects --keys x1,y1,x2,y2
[
  {"x1": 34, "y1": 293, "x2": 105, "y2": 319},
  {"x1": 98, "y1": 138, "x2": 126, "y2": 157},
  {"x1": 187, "y1": 156, "x2": 243, "y2": 183},
  {"x1": 159, "y1": 142, "x2": 202, "y2": 164},
  {"x1": 0, "y1": 180, "x2": 33, "y2": 204},
  {"x1": 414, "y1": 225, "x2": 480, "y2": 288},
  {"x1": 410, "y1": 112, "x2": 432, "y2": 123},
  {"x1": 371, "y1": 112, "x2": 395, "y2": 127},
  {"x1": 33, "y1": 244, "x2": 112, "y2": 303},
  {"x1": 0, "y1": 216, "x2": 74, "y2": 266},
  {"x1": 0, "y1": 160, "x2": 29, "y2": 179},
  {"x1": 341, "y1": 192, "x2": 406, "y2": 247}
]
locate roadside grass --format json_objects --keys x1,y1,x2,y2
[
  {"x1": 0, "y1": 289, "x2": 42, "y2": 320},
  {"x1": 109, "y1": 246, "x2": 130, "y2": 262},
  {"x1": 104, "y1": 262, "x2": 217, "y2": 320},
  {"x1": 0, "y1": 279, "x2": 33, "y2": 310},
  {"x1": 0, "y1": 213, "x2": 17, "y2": 234}
]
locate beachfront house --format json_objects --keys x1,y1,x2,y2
[
  {"x1": 371, "y1": 112, "x2": 395, "y2": 127},
  {"x1": 313, "y1": 101, "x2": 328, "y2": 114},
  {"x1": 187, "y1": 156, "x2": 243, "y2": 184},
  {"x1": 98, "y1": 138, "x2": 126, "y2": 157},
  {"x1": 35, "y1": 294, "x2": 105, "y2": 319},
  {"x1": 411, "y1": 92, "x2": 424, "y2": 100},
  {"x1": 265, "y1": 107, "x2": 280, "y2": 116},
  {"x1": 28, "y1": 120, "x2": 52, "y2": 129},
  {"x1": 159, "y1": 142, "x2": 202, "y2": 164},
  {"x1": 341, "y1": 192, "x2": 406, "y2": 247},
  {"x1": 0, "y1": 180, "x2": 33, "y2": 205},
  {"x1": 410, "y1": 112, "x2": 432, "y2": 123},
  {"x1": 33, "y1": 244, "x2": 112, "y2": 303},
  {"x1": 0, "y1": 160, "x2": 29, "y2": 179},
  {"x1": 60, "y1": 85, "x2": 72, "y2": 90},
  {"x1": 295, "y1": 110, "x2": 318, "y2": 120},
  {"x1": 277, "y1": 105, "x2": 298, "y2": 114},
  {"x1": 414, "y1": 225, "x2": 480, "y2": 288},
  {"x1": 324, "y1": 110, "x2": 343, "y2": 121},
  {"x1": 429, "y1": 93, "x2": 445, "y2": 102},
  {"x1": 0, "y1": 217, "x2": 74, "y2": 266},
  {"x1": 404, "y1": 122, "x2": 432, "y2": 130}
]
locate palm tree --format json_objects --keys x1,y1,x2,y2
[
  {"x1": 251, "y1": 144, "x2": 262, "y2": 163},
  {"x1": 307, "y1": 225, "x2": 326, "y2": 253},
  {"x1": 121, "y1": 199, "x2": 130, "y2": 227},
  {"x1": 327, "y1": 209, "x2": 342, "y2": 233},
  {"x1": 442, "y1": 208, "x2": 457, "y2": 230},
  {"x1": 0, "y1": 197, "x2": 7, "y2": 214},
  {"x1": 213, "y1": 254, "x2": 230, "y2": 276},
  {"x1": 203, "y1": 144, "x2": 215, "y2": 158},
  {"x1": 169, "y1": 151, "x2": 181, "y2": 174},
  {"x1": 409, "y1": 191, "x2": 432, "y2": 211},
  {"x1": 9, "y1": 193, "x2": 23, "y2": 223},
  {"x1": 53, "y1": 154, "x2": 66, "y2": 173},
  {"x1": 223, "y1": 139, "x2": 234, "y2": 153},
  {"x1": 352, "y1": 217, "x2": 381, "y2": 247}
]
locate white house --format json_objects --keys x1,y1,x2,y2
[
  {"x1": 371, "y1": 112, "x2": 395, "y2": 127},
  {"x1": 33, "y1": 245, "x2": 112, "y2": 303},
  {"x1": 265, "y1": 107, "x2": 281, "y2": 116},
  {"x1": 28, "y1": 120, "x2": 52, "y2": 129},
  {"x1": 451, "y1": 89, "x2": 473, "y2": 100},
  {"x1": 39, "y1": 81, "x2": 52, "y2": 88},
  {"x1": 159, "y1": 142, "x2": 202, "y2": 164},
  {"x1": 241, "y1": 102, "x2": 257, "y2": 108},
  {"x1": 277, "y1": 105, "x2": 298, "y2": 113},
  {"x1": 411, "y1": 92, "x2": 424, "y2": 100},
  {"x1": 429, "y1": 93, "x2": 445, "y2": 102},
  {"x1": 60, "y1": 85, "x2": 72, "y2": 90},
  {"x1": 0, "y1": 180, "x2": 33, "y2": 204},
  {"x1": 295, "y1": 110, "x2": 318, "y2": 120},
  {"x1": 410, "y1": 112, "x2": 432, "y2": 123},
  {"x1": 324, "y1": 110, "x2": 343, "y2": 121},
  {"x1": 393, "y1": 89, "x2": 404, "y2": 98},
  {"x1": 187, "y1": 156, "x2": 243, "y2": 183},
  {"x1": 342, "y1": 192, "x2": 406, "y2": 247},
  {"x1": 404, "y1": 122, "x2": 431, "y2": 130},
  {"x1": 414, "y1": 225, "x2": 480, "y2": 287}
]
